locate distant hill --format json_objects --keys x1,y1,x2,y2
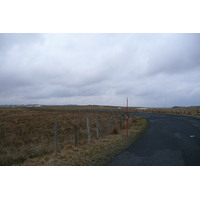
[{"x1": 172, "y1": 106, "x2": 186, "y2": 108}]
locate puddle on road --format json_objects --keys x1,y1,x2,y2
[{"x1": 190, "y1": 135, "x2": 195, "y2": 138}]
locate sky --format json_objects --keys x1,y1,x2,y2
[
  {"x1": 0, "y1": 33, "x2": 200, "y2": 107},
  {"x1": 1, "y1": 2, "x2": 200, "y2": 199}
]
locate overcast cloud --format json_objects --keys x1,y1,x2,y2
[{"x1": 0, "y1": 33, "x2": 200, "y2": 107}]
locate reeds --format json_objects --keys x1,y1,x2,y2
[
  {"x1": 0, "y1": 107, "x2": 128, "y2": 165},
  {"x1": 134, "y1": 106, "x2": 200, "y2": 117}
]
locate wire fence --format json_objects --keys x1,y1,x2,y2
[
  {"x1": 133, "y1": 107, "x2": 200, "y2": 116},
  {"x1": 0, "y1": 109, "x2": 128, "y2": 165}
]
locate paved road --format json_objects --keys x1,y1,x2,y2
[{"x1": 105, "y1": 113, "x2": 200, "y2": 166}]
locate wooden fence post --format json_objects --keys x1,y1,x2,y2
[
  {"x1": 54, "y1": 121, "x2": 58, "y2": 156},
  {"x1": 74, "y1": 125, "x2": 78, "y2": 145},
  {"x1": 98, "y1": 127, "x2": 105, "y2": 138},
  {"x1": 107, "y1": 118, "x2": 111, "y2": 134},
  {"x1": 0, "y1": 124, "x2": 1, "y2": 135},
  {"x1": 96, "y1": 117, "x2": 99, "y2": 139},
  {"x1": 119, "y1": 117, "x2": 122, "y2": 128},
  {"x1": 86, "y1": 118, "x2": 91, "y2": 144},
  {"x1": 113, "y1": 117, "x2": 116, "y2": 127}
]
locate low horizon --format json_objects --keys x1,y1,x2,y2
[{"x1": 1, "y1": 103, "x2": 199, "y2": 109}]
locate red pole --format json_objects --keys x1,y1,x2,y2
[{"x1": 126, "y1": 97, "x2": 129, "y2": 137}]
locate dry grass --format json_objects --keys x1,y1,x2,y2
[
  {"x1": 135, "y1": 106, "x2": 200, "y2": 118},
  {"x1": 0, "y1": 107, "x2": 147, "y2": 166},
  {"x1": 21, "y1": 116, "x2": 147, "y2": 166}
]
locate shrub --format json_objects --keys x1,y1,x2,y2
[{"x1": 111, "y1": 127, "x2": 119, "y2": 134}]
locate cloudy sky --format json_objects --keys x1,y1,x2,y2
[{"x1": 0, "y1": 33, "x2": 200, "y2": 107}]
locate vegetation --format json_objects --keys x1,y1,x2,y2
[
  {"x1": 134, "y1": 106, "x2": 200, "y2": 117},
  {"x1": 0, "y1": 106, "x2": 147, "y2": 166},
  {"x1": 21, "y1": 115, "x2": 146, "y2": 166}
]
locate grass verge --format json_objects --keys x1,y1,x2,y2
[{"x1": 20, "y1": 116, "x2": 147, "y2": 166}]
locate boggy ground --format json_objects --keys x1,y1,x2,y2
[
  {"x1": 136, "y1": 106, "x2": 200, "y2": 118},
  {"x1": 0, "y1": 107, "x2": 147, "y2": 166},
  {"x1": 22, "y1": 116, "x2": 147, "y2": 166}
]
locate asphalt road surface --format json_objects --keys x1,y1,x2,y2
[{"x1": 105, "y1": 113, "x2": 200, "y2": 166}]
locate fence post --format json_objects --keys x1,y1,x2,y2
[
  {"x1": 86, "y1": 118, "x2": 91, "y2": 144},
  {"x1": 96, "y1": 117, "x2": 99, "y2": 139},
  {"x1": 74, "y1": 125, "x2": 78, "y2": 145},
  {"x1": 0, "y1": 124, "x2": 1, "y2": 135},
  {"x1": 98, "y1": 127, "x2": 105, "y2": 138},
  {"x1": 112, "y1": 117, "x2": 116, "y2": 127},
  {"x1": 107, "y1": 118, "x2": 110, "y2": 134},
  {"x1": 54, "y1": 121, "x2": 58, "y2": 156}
]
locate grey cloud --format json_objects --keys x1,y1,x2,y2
[
  {"x1": 0, "y1": 33, "x2": 200, "y2": 107},
  {"x1": 0, "y1": 33, "x2": 45, "y2": 55},
  {"x1": 146, "y1": 34, "x2": 200, "y2": 76},
  {"x1": 22, "y1": 83, "x2": 106, "y2": 101}
]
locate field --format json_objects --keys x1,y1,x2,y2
[
  {"x1": 2, "y1": 105, "x2": 196, "y2": 166},
  {"x1": 0, "y1": 106, "x2": 147, "y2": 166},
  {"x1": 63, "y1": 105, "x2": 200, "y2": 117},
  {"x1": 135, "y1": 106, "x2": 200, "y2": 117}
]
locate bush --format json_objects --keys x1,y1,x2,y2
[{"x1": 111, "y1": 127, "x2": 119, "y2": 134}]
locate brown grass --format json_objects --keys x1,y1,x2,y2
[
  {"x1": 21, "y1": 115, "x2": 147, "y2": 166},
  {"x1": 134, "y1": 106, "x2": 200, "y2": 118},
  {"x1": 0, "y1": 106, "x2": 147, "y2": 166}
]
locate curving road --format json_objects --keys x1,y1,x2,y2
[{"x1": 105, "y1": 113, "x2": 200, "y2": 166}]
